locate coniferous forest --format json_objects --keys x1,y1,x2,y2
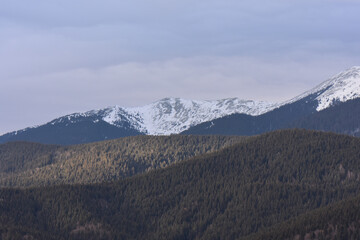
[
  {"x1": 0, "y1": 135, "x2": 244, "y2": 187},
  {"x1": 1, "y1": 129, "x2": 360, "y2": 239}
]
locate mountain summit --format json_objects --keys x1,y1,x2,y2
[
  {"x1": 285, "y1": 66, "x2": 360, "y2": 111},
  {"x1": 50, "y1": 97, "x2": 276, "y2": 135},
  {"x1": 115, "y1": 98, "x2": 275, "y2": 135},
  {"x1": 183, "y1": 66, "x2": 360, "y2": 137}
]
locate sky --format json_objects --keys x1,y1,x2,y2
[{"x1": 1, "y1": 0, "x2": 360, "y2": 134}]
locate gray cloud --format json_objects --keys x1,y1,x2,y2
[{"x1": 0, "y1": 0, "x2": 359, "y2": 134}]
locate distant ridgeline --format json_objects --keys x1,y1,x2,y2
[
  {"x1": 1, "y1": 129, "x2": 360, "y2": 239},
  {"x1": 183, "y1": 97, "x2": 360, "y2": 137},
  {"x1": 1, "y1": 67, "x2": 360, "y2": 145}
]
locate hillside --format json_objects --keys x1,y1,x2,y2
[
  {"x1": 290, "y1": 98, "x2": 360, "y2": 137},
  {"x1": 0, "y1": 141, "x2": 61, "y2": 174},
  {"x1": 0, "y1": 135, "x2": 244, "y2": 187},
  {"x1": 0, "y1": 118, "x2": 144, "y2": 145},
  {"x1": 1, "y1": 129, "x2": 360, "y2": 239},
  {"x1": 248, "y1": 193, "x2": 360, "y2": 240}
]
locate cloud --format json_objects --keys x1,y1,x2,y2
[{"x1": 0, "y1": 0, "x2": 359, "y2": 134}]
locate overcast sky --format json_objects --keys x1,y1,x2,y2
[{"x1": 1, "y1": 0, "x2": 359, "y2": 134}]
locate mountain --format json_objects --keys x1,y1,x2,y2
[
  {"x1": 1, "y1": 130, "x2": 360, "y2": 239},
  {"x1": 0, "y1": 135, "x2": 244, "y2": 187},
  {"x1": 0, "y1": 98, "x2": 274, "y2": 145},
  {"x1": 1, "y1": 66, "x2": 360, "y2": 145},
  {"x1": 284, "y1": 66, "x2": 360, "y2": 111},
  {"x1": 0, "y1": 116, "x2": 144, "y2": 145},
  {"x1": 290, "y1": 97, "x2": 360, "y2": 136},
  {"x1": 125, "y1": 98, "x2": 275, "y2": 135},
  {"x1": 183, "y1": 66, "x2": 360, "y2": 136}
]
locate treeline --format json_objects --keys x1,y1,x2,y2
[
  {"x1": 1, "y1": 129, "x2": 360, "y2": 239},
  {"x1": 0, "y1": 135, "x2": 244, "y2": 187}
]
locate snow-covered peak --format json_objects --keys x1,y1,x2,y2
[
  {"x1": 123, "y1": 97, "x2": 276, "y2": 135},
  {"x1": 44, "y1": 97, "x2": 275, "y2": 135},
  {"x1": 285, "y1": 66, "x2": 360, "y2": 111}
]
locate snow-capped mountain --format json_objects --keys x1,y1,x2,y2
[
  {"x1": 49, "y1": 98, "x2": 277, "y2": 135},
  {"x1": 115, "y1": 98, "x2": 276, "y2": 135},
  {"x1": 284, "y1": 66, "x2": 360, "y2": 111},
  {"x1": 1, "y1": 66, "x2": 360, "y2": 145},
  {"x1": 183, "y1": 66, "x2": 360, "y2": 136}
]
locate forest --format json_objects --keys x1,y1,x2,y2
[
  {"x1": 0, "y1": 135, "x2": 244, "y2": 187},
  {"x1": 1, "y1": 129, "x2": 360, "y2": 239}
]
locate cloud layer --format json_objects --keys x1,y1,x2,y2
[{"x1": 1, "y1": 0, "x2": 359, "y2": 134}]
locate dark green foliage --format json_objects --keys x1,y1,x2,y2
[
  {"x1": 0, "y1": 142, "x2": 60, "y2": 173},
  {"x1": 247, "y1": 194, "x2": 360, "y2": 240},
  {"x1": 1, "y1": 130, "x2": 360, "y2": 239},
  {"x1": 0, "y1": 135, "x2": 244, "y2": 187}
]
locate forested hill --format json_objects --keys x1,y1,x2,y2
[
  {"x1": 248, "y1": 193, "x2": 360, "y2": 240},
  {"x1": 0, "y1": 141, "x2": 61, "y2": 174},
  {"x1": 1, "y1": 129, "x2": 360, "y2": 239},
  {"x1": 0, "y1": 135, "x2": 244, "y2": 187}
]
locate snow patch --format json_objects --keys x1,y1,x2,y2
[
  {"x1": 60, "y1": 97, "x2": 276, "y2": 135},
  {"x1": 122, "y1": 97, "x2": 276, "y2": 135}
]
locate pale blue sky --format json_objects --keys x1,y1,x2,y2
[{"x1": 1, "y1": 0, "x2": 359, "y2": 134}]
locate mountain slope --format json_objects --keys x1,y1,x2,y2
[
  {"x1": 0, "y1": 141, "x2": 61, "y2": 174},
  {"x1": 0, "y1": 117, "x2": 143, "y2": 145},
  {"x1": 183, "y1": 66, "x2": 360, "y2": 136},
  {"x1": 182, "y1": 93, "x2": 319, "y2": 135},
  {"x1": 248, "y1": 193, "x2": 360, "y2": 240},
  {"x1": 290, "y1": 97, "x2": 360, "y2": 137},
  {"x1": 0, "y1": 135, "x2": 244, "y2": 187},
  {"x1": 1, "y1": 130, "x2": 360, "y2": 239}
]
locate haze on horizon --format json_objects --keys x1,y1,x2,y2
[{"x1": 1, "y1": 0, "x2": 359, "y2": 135}]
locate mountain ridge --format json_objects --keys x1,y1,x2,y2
[
  {"x1": 284, "y1": 66, "x2": 360, "y2": 110},
  {"x1": 183, "y1": 66, "x2": 360, "y2": 136},
  {"x1": 48, "y1": 97, "x2": 277, "y2": 135},
  {"x1": 1, "y1": 66, "x2": 360, "y2": 144}
]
